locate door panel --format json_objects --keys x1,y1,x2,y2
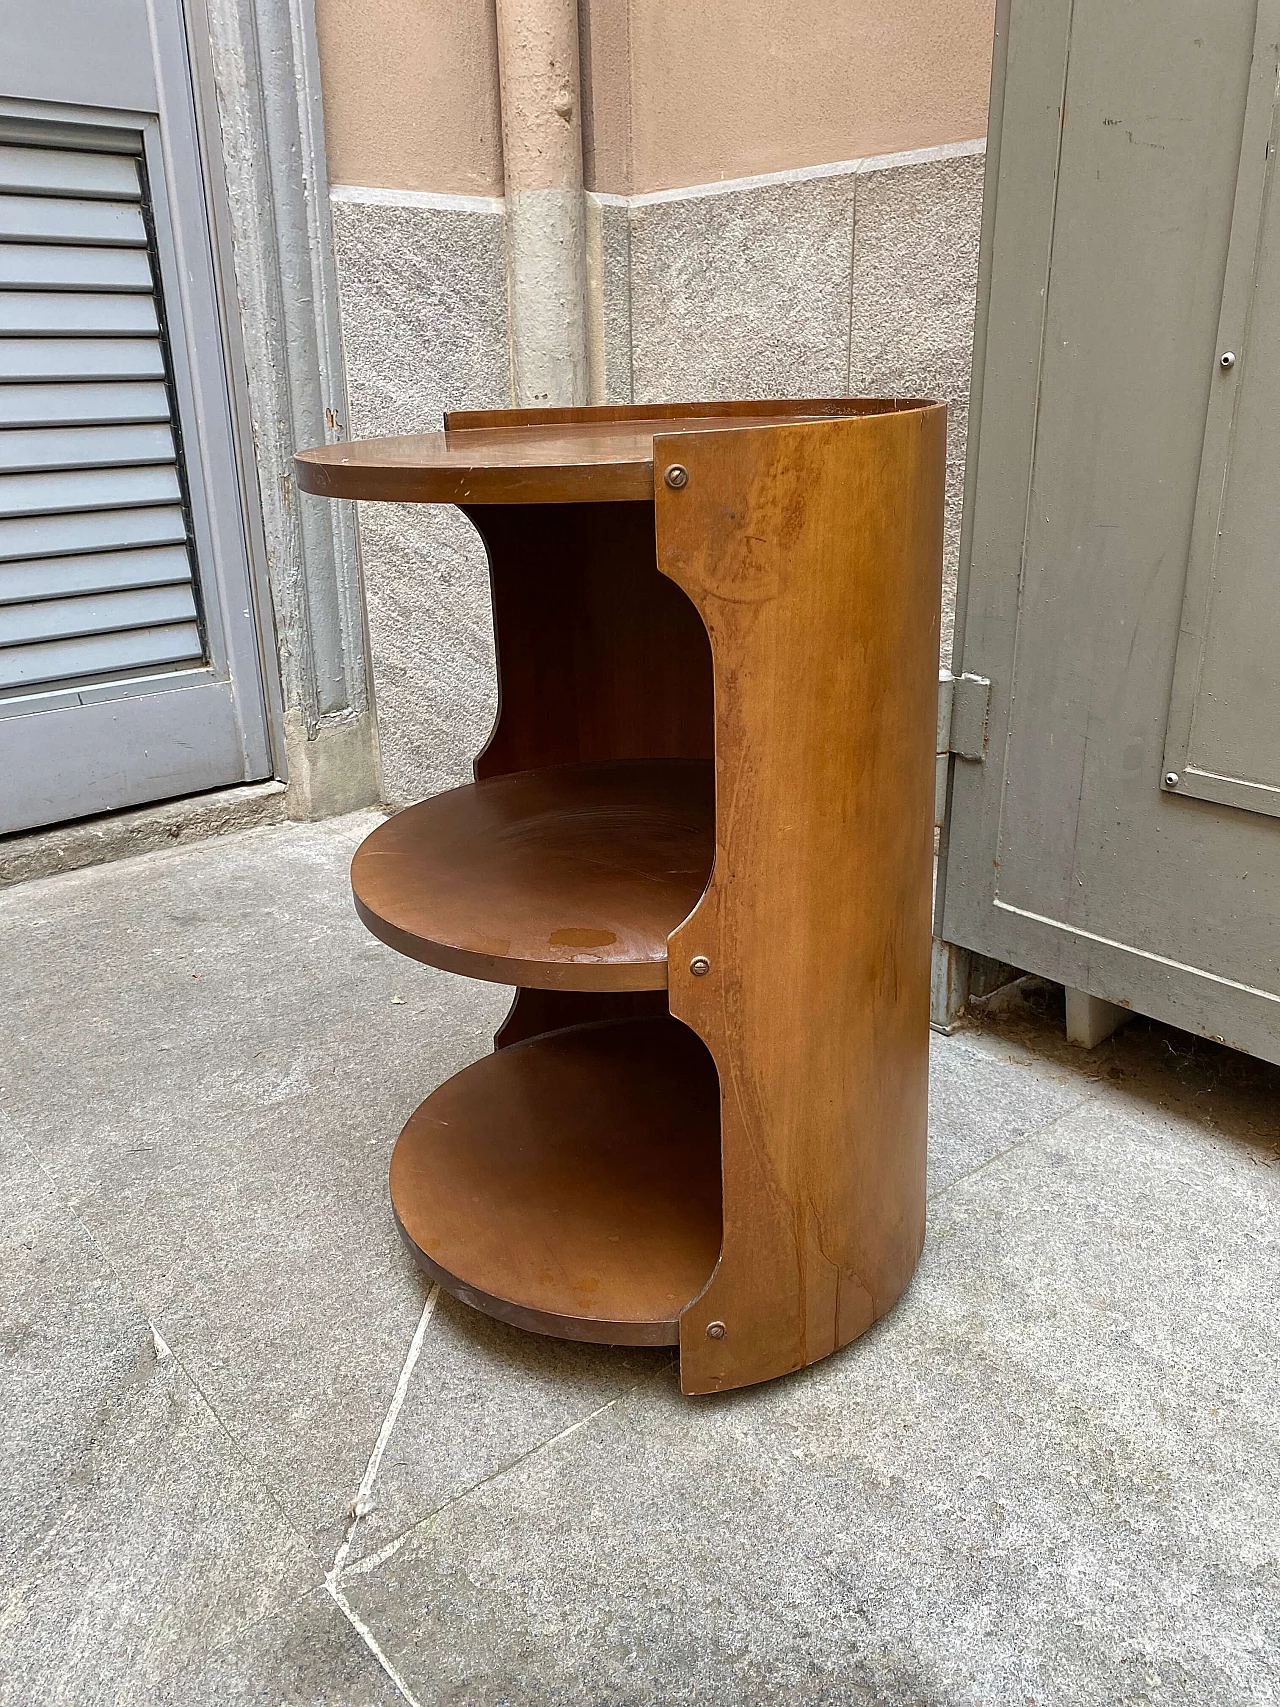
[
  {"x1": 1162, "y1": 13, "x2": 1280, "y2": 816},
  {"x1": 0, "y1": 0, "x2": 272, "y2": 833},
  {"x1": 940, "y1": 0, "x2": 1280, "y2": 1063}
]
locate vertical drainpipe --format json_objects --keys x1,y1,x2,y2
[{"x1": 495, "y1": 0, "x2": 590, "y2": 406}]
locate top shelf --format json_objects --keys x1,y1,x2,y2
[{"x1": 294, "y1": 398, "x2": 933, "y2": 505}]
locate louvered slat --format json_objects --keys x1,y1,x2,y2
[
  {"x1": 0, "y1": 291, "x2": 158, "y2": 334},
  {"x1": 0, "y1": 544, "x2": 192, "y2": 604},
  {"x1": 0, "y1": 194, "x2": 147, "y2": 246},
  {"x1": 0, "y1": 381, "x2": 170, "y2": 428},
  {"x1": 0, "y1": 339, "x2": 166, "y2": 381},
  {"x1": 0, "y1": 145, "x2": 140, "y2": 201},
  {"x1": 0, "y1": 464, "x2": 181, "y2": 518},
  {"x1": 0, "y1": 244, "x2": 153, "y2": 291},
  {"x1": 0, "y1": 423, "x2": 175, "y2": 473},
  {"x1": 0, "y1": 582, "x2": 196, "y2": 646},
  {"x1": 0, "y1": 622, "x2": 204, "y2": 691},
  {"x1": 0, "y1": 136, "x2": 205, "y2": 699},
  {"x1": 0, "y1": 505, "x2": 188, "y2": 564}
]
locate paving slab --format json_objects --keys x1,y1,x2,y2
[
  {"x1": 337, "y1": 981, "x2": 1089, "y2": 1573},
  {"x1": 343, "y1": 1291, "x2": 674, "y2": 1568},
  {"x1": 0, "y1": 1131, "x2": 323, "y2": 1707},
  {"x1": 6, "y1": 815, "x2": 1279, "y2": 1705},
  {"x1": 157, "y1": 1586, "x2": 400, "y2": 1706},
  {"x1": 0, "y1": 814, "x2": 510, "y2": 1558},
  {"x1": 926, "y1": 1022, "x2": 1092, "y2": 1197},
  {"x1": 342, "y1": 1081, "x2": 1280, "y2": 1707}
]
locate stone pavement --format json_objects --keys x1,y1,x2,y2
[{"x1": 1, "y1": 812, "x2": 1277, "y2": 1705}]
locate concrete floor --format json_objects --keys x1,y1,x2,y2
[{"x1": 1, "y1": 811, "x2": 1277, "y2": 1706}]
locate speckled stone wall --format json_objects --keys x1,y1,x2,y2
[
  {"x1": 331, "y1": 144, "x2": 985, "y2": 806},
  {"x1": 329, "y1": 193, "x2": 506, "y2": 809},
  {"x1": 847, "y1": 148, "x2": 986, "y2": 667}
]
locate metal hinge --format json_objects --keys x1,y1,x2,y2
[
  {"x1": 937, "y1": 671, "x2": 992, "y2": 761},
  {"x1": 936, "y1": 671, "x2": 992, "y2": 829}
]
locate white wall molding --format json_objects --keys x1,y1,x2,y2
[
  {"x1": 616, "y1": 139, "x2": 987, "y2": 209},
  {"x1": 330, "y1": 183, "x2": 505, "y2": 216},
  {"x1": 330, "y1": 138, "x2": 988, "y2": 222}
]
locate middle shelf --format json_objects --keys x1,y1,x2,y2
[{"x1": 351, "y1": 757, "x2": 715, "y2": 990}]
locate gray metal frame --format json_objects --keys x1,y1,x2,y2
[
  {"x1": 0, "y1": 8, "x2": 276, "y2": 830},
  {"x1": 1, "y1": 0, "x2": 379, "y2": 829}
]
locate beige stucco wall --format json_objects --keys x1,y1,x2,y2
[
  {"x1": 317, "y1": 0, "x2": 993, "y2": 196},
  {"x1": 314, "y1": 0, "x2": 504, "y2": 196}
]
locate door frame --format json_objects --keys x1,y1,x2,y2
[{"x1": 191, "y1": 0, "x2": 381, "y2": 818}]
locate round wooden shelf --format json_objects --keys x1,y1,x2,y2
[
  {"x1": 390, "y1": 1017, "x2": 723, "y2": 1345},
  {"x1": 351, "y1": 758, "x2": 714, "y2": 991},
  {"x1": 294, "y1": 399, "x2": 928, "y2": 505}
]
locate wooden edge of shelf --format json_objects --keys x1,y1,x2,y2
[
  {"x1": 442, "y1": 398, "x2": 938, "y2": 431},
  {"x1": 295, "y1": 400, "x2": 946, "y2": 506},
  {"x1": 351, "y1": 889, "x2": 671, "y2": 992},
  {"x1": 294, "y1": 452, "x2": 655, "y2": 505},
  {"x1": 392, "y1": 1221, "x2": 682, "y2": 1346}
]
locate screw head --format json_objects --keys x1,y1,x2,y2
[
  {"x1": 1165, "y1": 772, "x2": 1180, "y2": 787},
  {"x1": 664, "y1": 463, "x2": 689, "y2": 489},
  {"x1": 1220, "y1": 351, "x2": 1236, "y2": 369},
  {"x1": 689, "y1": 955, "x2": 711, "y2": 977},
  {"x1": 706, "y1": 1320, "x2": 726, "y2": 1340}
]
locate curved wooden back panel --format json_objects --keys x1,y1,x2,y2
[
  {"x1": 658, "y1": 406, "x2": 947, "y2": 1395},
  {"x1": 463, "y1": 501, "x2": 713, "y2": 780}
]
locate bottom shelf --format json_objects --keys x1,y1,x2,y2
[{"x1": 389, "y1": 1017, "x2": 722, "y2": 1345}]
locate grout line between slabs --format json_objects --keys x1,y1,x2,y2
[
  {"x1": 340, "y1": 1388, "x2": 634, "y2": 1581},
  {"x1": 322, "y1": 1293, "x2": 665, "y2": 1698},
  {"x1": 325, "y1": 1286, "x2": 441, "y2": 1705},
  {"x1": 326, "y1": 1580, "x2": 425, "y2": 1707},
  {"x1": 8, "y1": 1129, "x2": 316, "y2": 1557},
  {"x1": 928, "y1": 1086, "x2": 1101, "y2": 1207},
  {"x1": 329, "y1": 1286, "x2": 441, "y2": 1581}
]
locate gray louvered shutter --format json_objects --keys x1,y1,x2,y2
[{"x1": 0, "y1": 139, "x2": 204, "y2": 697}]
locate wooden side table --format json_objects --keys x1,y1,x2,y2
[{"x1": 296, "y1": 399, "x2": 946, "y2": 1395}]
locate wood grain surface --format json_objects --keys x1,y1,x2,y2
[
  {"x1": 657, "y1": 405, "x2": 947, "y2": 1394},
  {"x1": 468, "y1": 501, "x2": 713, "y2": 781},
  {"x1": 305, "y1": 397, "x2": 944, "y2": 1392},
  {"x1": 351, "y1": 759, "x2": 714, "y2": 990},
  {"x1": 390, "y1": 1017, "x2": 722, "y2": 1344},
  {"x1": 494, "y1": 987, "x2": 669, "y2": 1050},
  {"x1": 293, "y1": 399, "x2": 930, "y2": 505}
]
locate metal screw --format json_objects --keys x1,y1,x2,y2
[
  {"x1": 664, "y1": 464, "x2": 689, "y2": 489},
  {"x1": 706, "y1": 1320, "x2": 726, "y2": 1340},
  {"x1": 689, "y1": 955, "x2": 711, "y2": 977},
  {"x1": 1165, "y1": 772, "x2": 1180, "y2": 787},
  {"x1": 1220, "y1": 351, "x2": 1236, "y2": 369}
]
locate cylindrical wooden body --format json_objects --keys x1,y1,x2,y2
[{"x1": 297, "y1": 400, "x2": 946, "y2": 1394}]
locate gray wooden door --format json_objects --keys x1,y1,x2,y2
[
  {"x1": 938, "y1": 0, "x2": 1280, "y2": 1064},
  {"x1": 0, "y1": 0, "x2": 272, "y2": 833}
]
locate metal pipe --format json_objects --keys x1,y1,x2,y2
[{"x1": 495, "y1": 0, "x2": 589, "y2": 406}]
